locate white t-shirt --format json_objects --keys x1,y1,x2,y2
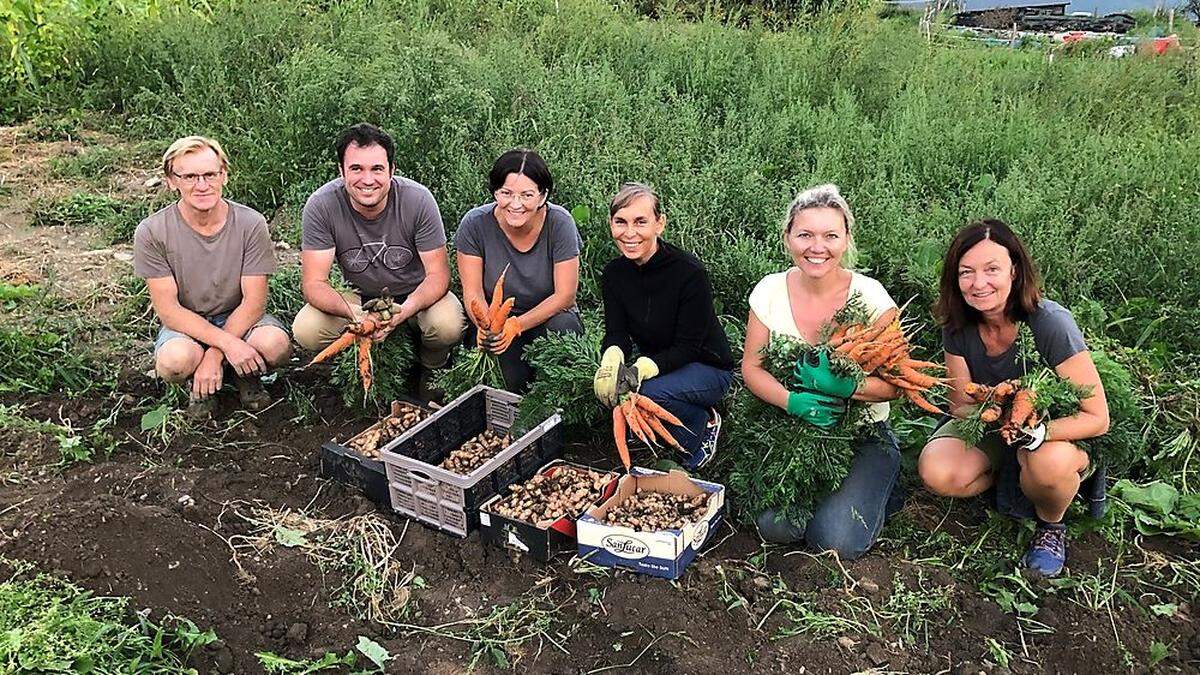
[{"x1": 748, "y1": 269, "x2": 897, "y2": 423}]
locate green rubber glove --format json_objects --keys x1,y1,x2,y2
[
  {"x1": 793, "y1": 350, "x2": 858, "y2": 399},
  {"x1": 633, "y1": 357, "x2": 659, "y2": 387},
  {"x1": 786, "y1": 390, "x2": 846, "y2": 429},
  {"x1": 594, "y1": 346, "x2": 625, "y2": 407}
]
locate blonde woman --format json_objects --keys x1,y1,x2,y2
[{"x1": 741, "y1": 184, "x2": 902, "y2": 559}]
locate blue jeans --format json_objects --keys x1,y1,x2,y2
[
  {"x1": 639, "y1": 362, "x2": 734, "y2": 461},
  {"x1": 756, "y1": 422, "x2": 902, "y2": 561},
  {"x1": 153, "y1": 312, "x2": 287, "y2": 354}
]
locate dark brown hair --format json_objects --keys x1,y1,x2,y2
[{"x1": 934, "y1": 219, "x2": 1042, "y2": 331}]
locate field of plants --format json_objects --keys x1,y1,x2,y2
[{"x1": 2, "y1": 0, "x2": 1200, "y2": 672}]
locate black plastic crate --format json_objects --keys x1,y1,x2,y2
[
  {"x1": 319, "y1": 400, "x2": 430, "y2": 507},
  {"x1": 379, "y1": 385, "x2": 563, "y2": 537}
]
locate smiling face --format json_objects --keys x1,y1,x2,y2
[
  {"x1": 166, "y1": 147, "x2": 226, "y2": 213},
  {"x1": 494, "y1": 172, "x2": 545, "y2": 229},
  {"x1": 339, "y1": 142, "x2": 392, "y2": 214},
  {"x1": 957, "y1": 238, "x2": 1015, "y2": 315},
  {"x1": 785, "y1": 206, "x2": 849, "y2": 279},
  {"x1": 609, "y1": 195, "x2": 665, "y2": 264}
]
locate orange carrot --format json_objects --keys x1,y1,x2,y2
[
  {"x1": 633, "y1": 395, "x2": 686, "y2": 429},
  {"x1": 880, "y1": 373, "x2": 921, "y2": 391},
  {"x1": 612, "y1": 405, "x2": 631, "y2": 470},
  {"x1": 900, "y1": 359, "x2": 945, "y2": 370},
  {"x1": 1009, "y1": 388, "x2": 1036, "y2": 426},
  {"x1": 469, "y1": 298, "x2": 492, "y2": 330},
  {"x1": 905, "y1": 389, "x2": 943, "y2": 414},
  {"x1": 828, "y1": 323, "x2": 849, "y2": 343},
  {"x1": 489, "y1": 264, "x2": 510, "y2": 316},
  {"x1": 307, "y1": 332, "x2": 357, "y2": 365},
  {"x1": 492, "y1": 297, "x2": 516, "y2": 328},
  {"x1": 896, "y1": 365, "x2": 944, "y2": 389},
  {"x1": 992, "y1": 381, "x2": 1017, "y2": 400},
  {"x1": 642, "y1": 413, "x2": 682, "y2": 449},
  {"x1": 627, "y1": 405, "x2": 658, "y2": 447},
  {"x1": 980, "y1": 405, "x2": 1003, "y2": 423},
  {"x1": 964, "y1": 382, "x2": 991, "y2": 402},
  {"x1": 358, "y1": 337, "x2": 373, "y2": 393}
]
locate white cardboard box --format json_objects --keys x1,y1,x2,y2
[{"x1": 576, "y1": 467, "x2": 725, "y2": 580}]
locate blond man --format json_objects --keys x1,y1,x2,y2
[{"x1": 133, "y1": 136, "x2": 291, "y2": 418}]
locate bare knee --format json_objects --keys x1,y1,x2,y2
[
  {"x1": 1021, "y1": 442, "x2": 1085, "y2": 491},
  {"x1": 156, "y1": 340, "x2": 203, "y2": 382},
  {"x1": 247, "y1": 326, "x2": 292, "y2": 368},
  {"x1": 918, "y1": 443, "x2": 985, "y2": 497}
]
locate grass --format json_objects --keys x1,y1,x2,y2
[
  {"x1": 31, "y1": 190, "x2": 149, "y2": 243},
  {"x1": 0, "y1": 558, "x2": 216, "y2": 673},
  {"x1": 0, "y1": 322, "x2": 109, "y2": 396}
]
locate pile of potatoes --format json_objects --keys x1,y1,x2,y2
[
  {"x1": 439, "y1": 429, "x2": 511, "y2": 475},
  {"x1": 603, "y1": 490, "x2": 711, "y2": 531},
  {"x1": 346, "y1": 402, "x2": 429, "y2": 458},
  {"x1": 490, "y1": 467, "x2": 616, "y2": 528}
]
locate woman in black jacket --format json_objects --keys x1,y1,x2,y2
[{"x1": 592, "y1": 183, "x2": 735, "y2": 470}]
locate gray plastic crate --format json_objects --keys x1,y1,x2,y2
[{"x1": 378, "y1": 385, "x2": 563, "y2": 537}]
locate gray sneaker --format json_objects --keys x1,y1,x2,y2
[
  {"x1": 683, "y1": 408, "x2": 721, "y2": 471},
  {"x1": 234, "y1": 375, "x2": 272, "y2": 412}
]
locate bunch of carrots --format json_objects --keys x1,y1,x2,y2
[
  {"x1": 468, "y1": 264, "x2": 515, "y2": 348},
  {"x1": 611, "y1": 393, "x2": 686, "y2": 471},
  {"x1": 306, "y1": 293, "x2": 400, "y2": 394},
  {"x1": 824, "y1": 307, "x2": 947, "y2": 414},
  {"x1": 965, "y1": 380, "x2": 1038, "y2": 444}
]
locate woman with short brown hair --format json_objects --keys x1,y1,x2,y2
[{"x1": 918, "y1": 219, "x2": 1109, "y2": 578}]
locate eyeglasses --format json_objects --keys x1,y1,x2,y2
[
  {"x1": 495, "y1": 188, "x2": 543, "y2": 205},
  {"x1": 171, "y1": 170, "x2": 225, "y2": 186}
]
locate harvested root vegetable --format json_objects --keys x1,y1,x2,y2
[
  {"x1": 345, "y1": 401, "x2": 429, "y2": 458},
  {"x1": 307, "y1": 290, "x2": 401, "y2": 395},
  {"x1": 439, "y1": 429, "x2": 512, "y2": 475},
  {"x1": 610, "y1": 393, "x2": 687, "y2": 468},
  {"x1": 603, "y1": 489, "x2": 711, "y2": 532},
  {"x1": 489, "y1": 467, "x2": 617, "y2": 528}
]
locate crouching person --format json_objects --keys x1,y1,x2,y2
[
  {"x1": 134, "y1": 136, "x2": 291, "y2": 419},
  {"x1": 292, "y1": 123, "x2": 466, "y2": 401},
  {"x1": 741, "y1": 184, "x2": 903, "y2": 560},
  {"x1": 592, "y1": 183, "x2": 735, "y2": 470}
]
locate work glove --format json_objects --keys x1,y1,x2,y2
[
  {"x1": 793, "y1": 350, "x2": 858, "y2": 399},
  {"x1": 786, "y1": 390, "x2": 846, "y2": 429},
  {"x1": 1014, "y1": 423, "x2": 1048, "y2": 452},
  {"x1": 594, "y1": 346, "x2": 626, "y2": 408},
  {"x1": 632, "y1": 357, "x2": 659, "y2": 388},
  {"x1": 485, "y1": 317, "x2": 522, "y2": 354}
]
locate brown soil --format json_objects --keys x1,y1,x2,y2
[{"x1": 2, "y1": 124, "x2": 1197, "y2": 674}]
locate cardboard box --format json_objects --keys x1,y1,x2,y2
[
  {"x1": 478, "y1": 461, "x2": 619, "y2": 562},
  {"x1": 576, "y1": 468, "x2": 725, "y2": 580}
]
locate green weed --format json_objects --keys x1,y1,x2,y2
[
  {"x1": 0, "y1": 558, "x2": 217, "y2": 673},
  {"x1": 49, "y1": 145, "x2": 122, "y2": 181},
  {"x1": 31, "y1": 190, "x2": 146, "y2": 242},
  {"x1": 0, "y1": 323, "x2": 108, "y2": 395}
]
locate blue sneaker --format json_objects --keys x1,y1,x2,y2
[
  {"x1": 682, "y1": 409, "x2": 721, "y2": 471},
  {"x1": 1022, "y1": 521, "x2": 1068, "y2": 578}
]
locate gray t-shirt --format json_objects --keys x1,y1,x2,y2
[
  {"x1": 454, "y1": 202, "x2": 582, "y2": 314},
  {"x1": 943, "y1": 299, "x2": 1087, "y2": 386},
  {"x1": 301, "y1": 176, "x2": 447, "y2": 298},
  {"x1": 133, "y1": 200, "x2": 276, "y2": 317}
]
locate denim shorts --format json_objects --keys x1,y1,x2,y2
[{"x1": 153, "y1": 312, "x2": 288, "y2": 354}]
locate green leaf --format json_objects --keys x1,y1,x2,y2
[
  {"x1": 1150, "y1": 603, "x2": 1178, "y2": 617},
  {"x1": 272, "y1": 526, "x2": 307, "y2": 548},
  {"x1": 139, "y1": 405, "x2": 169, "y2": 432},
  {"x1": 1148, "y1": 641, "x2": 1169, "y2": 666},
  {"x1": 356, "y1": 636, "x2": 391, "y2": 670},
  {"x1": 488, "y1": 645, "x2": 509, "y2": 669},
  {"x1": 1112, "y1": 479, "x2": 1178, "y2": 516},
  {"x1": 570, "y1": 204, "x2": 591, "y2": 224}
]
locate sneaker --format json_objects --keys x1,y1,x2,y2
[
  {"x1": 1021, "y1": 521, "x2": 1068, "y2": 578},
  {"x1": 184, "y1": 395, "x2": 217, "y2": 422},
  {"x1": 234, "y1": 375, "x2": 272, "y2": 412},
  {"x1": 683, "y1": 408, "x2": 722, "y2": 471}
]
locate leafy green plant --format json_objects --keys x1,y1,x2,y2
[
  {"x1": 0, "y1": 559, "x2": 217, "y2": 673},
  {"x1": 332, "y1": 334, "x2": 415, "y2": 411},
  {"x1": 0, "y1": 324, "x2": 107, "y2": 395},
  {"x1": 31, "y1": 190, "x2": 149, "y2": 242},
  {"x1": 515, "y1": 320, "x2": 604, "y2": 435}
]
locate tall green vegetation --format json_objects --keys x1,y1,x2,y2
[{"x1": 10, "y1": 0, "x2": 1200, "y2": 483}]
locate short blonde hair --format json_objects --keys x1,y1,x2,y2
[
  {"x1": 781, "y1": 183, "x2": 858, "y2": 268},
  {"x1": 162, "y1": 136, "x2": 229, "y2": 176},
  {"x1": 608, "y1": 182, "x2": 662, "y2": 219}
]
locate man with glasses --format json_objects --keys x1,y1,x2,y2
[
  {"x1": 134, "y1": 136, "x2": 291, "y2": 419},
  {"x1": 293, "y1": 123, "x2": 465, "y2": 401}
]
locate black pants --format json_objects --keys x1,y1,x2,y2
[{"x1": 466, "y1": 310, "x2": 584, "y2": 393}]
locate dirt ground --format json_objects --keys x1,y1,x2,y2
[{"x1": 1, "y1": 124, "x2": 1197, "y2": 674}]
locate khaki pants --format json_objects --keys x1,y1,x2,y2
[{"x1": 292, "y1": 291, "x2": 465, "y2": 369}]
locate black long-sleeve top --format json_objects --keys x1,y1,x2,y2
[{"x1": 600, "y1": 240, "x2": 735, "y2": 375}]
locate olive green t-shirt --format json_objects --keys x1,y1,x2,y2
[{"x1": 133, "y1": 200, "x2": 277, "y2": 317}]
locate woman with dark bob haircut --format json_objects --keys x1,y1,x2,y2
[
  {"x1": 918, "y1": 219, "x2": 1109, "y2": 578},
  {"x1": 455, "y1": 148, "x2": 584, "y2": 391}
]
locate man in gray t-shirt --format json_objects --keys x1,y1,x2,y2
[
  {"x1": 134, "y1": 136, "x2": 291, "y2": 417},
  {"x1": 292, "y1": 124, "x2": 465, "y2": 399}
]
